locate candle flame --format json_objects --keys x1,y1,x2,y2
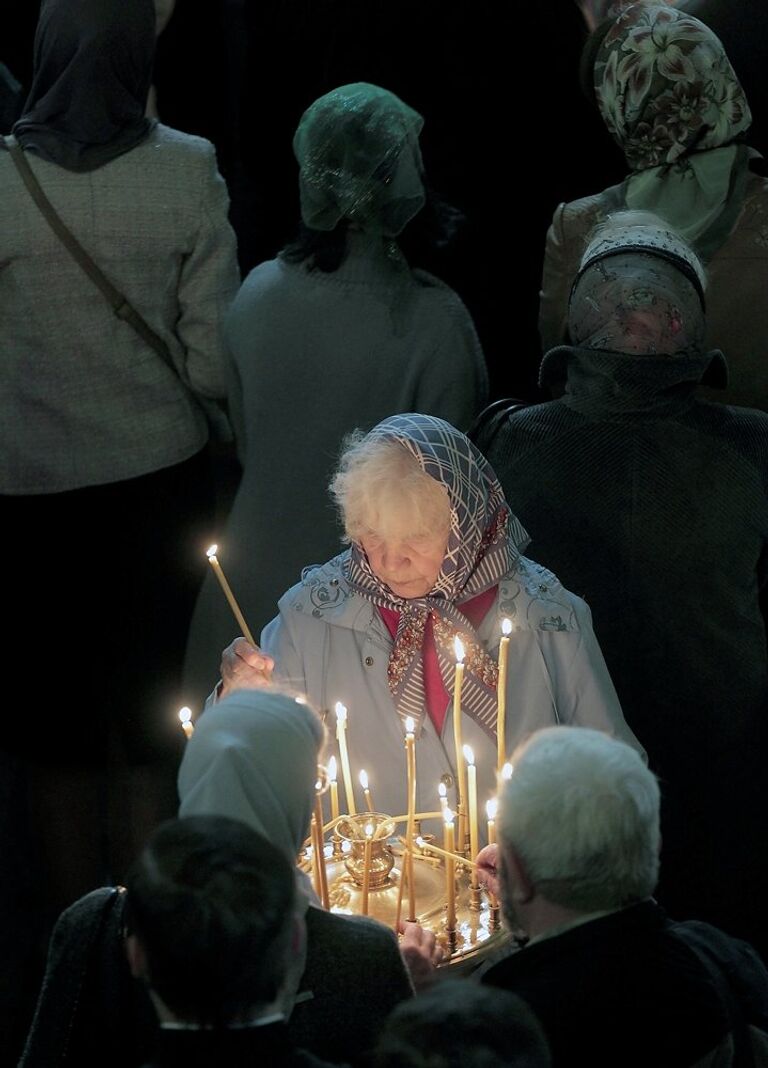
[
  {"x1": 206, "y1": 544, "x2": 218, "y2": 558},
  {"x1": 328, "y1": 755, "x2": 337, "y2": 781},
  {"x1": 415, "y1": 835, "x2": 426, "y2": 847},
  {"x1": 486, "y1": 798, "x2": 498, "y2": 820},
  {"x1": 294, "y1": 694, "x2": 307, "y2": 705},
  {"x1": 462, "y1": 744, "x2": 475, "y2": 766},
  {"x1": 444, "y1": 808, "x2": 455, "y2": 825},
  {"x1": 359, "y1": 769, "x2": 369, "y2": 790},
  {"x1": 502, "y1": 617, "x2": 513, "y2": 636},
  {"x1": 438, "y1": 782, "x2": 447, "y2": 799},
  {"x1": 341, "y1": 840, "x2": 352, "y2": 854},
  {"x1": 454, "y1": 636, "x2": 465, "y2": 663},
  {"x1": 178, "y1": 706, "x2": 192, "y2": 724},
  {"x1": 405, "y1": 715, "x2": 415, "y2": 735},
  {"x1": 334, "y1": 701, "x2": 347, "y2": 724},
  {"x1": 315, "y1": 779, "x2": 323, "y2": 792},
  {"x1": 365, "y1": 822, "x2": 374, "y2": 838},
  {"x1": 502, "y1": 762, "x2": 514, "y2": 781}
]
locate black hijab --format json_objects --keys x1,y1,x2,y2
[{"x1": 11, "y1": 0, "x2": 155, "y2": 172}]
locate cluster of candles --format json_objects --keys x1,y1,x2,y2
[{"x1": 179, "y1": 543, "x2": 516, "y2": 945}]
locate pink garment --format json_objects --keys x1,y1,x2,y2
[{"x1": 378, "y1": 585, "x2": 498, "y2": 734}]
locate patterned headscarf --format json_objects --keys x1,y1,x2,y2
[
  {"x1": 346, "y1": 414, "x2": 530, "y2": 732},
  {"x1": 569, "y1": 214, "x2": 706, "y2": 353},
  {"x1": 293, "y1": 82, "x2": 425, "y2": 236},
  {"x1": 594, "y1": 4, "x2": 753, "y2": 257},
  {"x1": 11, "y1": 0, "x2": 155, "y2": 172}
]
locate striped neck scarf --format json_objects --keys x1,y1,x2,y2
[{"x1": 345, "y1": 414, "x2": 529, "y2": 735}]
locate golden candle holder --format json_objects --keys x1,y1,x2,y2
[{"x1": 300, "y1": 809, "x2": 508, "y2": 972}]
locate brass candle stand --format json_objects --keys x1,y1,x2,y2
[{"x1": 300, "y1": 810, "x2": 508, "y2": 970}]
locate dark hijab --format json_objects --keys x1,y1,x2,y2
[{"x1": 11, "y1": 0, "x2": 155, "y2": 172}]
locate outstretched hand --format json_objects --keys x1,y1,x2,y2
[{"x1": 397, "y1": 920, "x2": 444, "y2": 991}]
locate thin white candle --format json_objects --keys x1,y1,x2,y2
[
  {"x1": 443, "y1": 809, "x2": 456, "y2": 931},
  {"x1": 405, "y1": 716, "x2": 417, "y2": 923},
  {"x1": 452, "y1": 637, "x2": 467, "y2": 843},
  {"x1": 361, "y1": 822, "x2": 374, "y2": 916},
  {"x1": 335, "y1": 702, "x2": 356, "y2": 815},
  {"x1": 497, "y1": 618, "x2": 512, "y2": 773},
  {"x1": 178, "y1": 706, "x2": 194, "y2": 740},
  {"x1": 463, "y1": 744, "x2": 479, "y2": 888},
  {"x1": 359, "y1": 769, "x2": 374, "y2": 812},
  {"x1": 205, "y1": 545, "x2": 257, "y2": 646},
  {"x1": 328, "y1": 755, "x2": 340, "y2": 822}
]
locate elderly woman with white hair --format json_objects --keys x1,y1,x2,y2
[{"x1": 218, "y1": 413, "x2": 642, "y2": 822}]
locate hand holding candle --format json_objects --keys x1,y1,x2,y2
[{"x1": 497, "y1": 618, "x2": 512, "y2": 773}]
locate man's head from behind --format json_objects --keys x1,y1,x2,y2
[
  {"x1": 498, "y1": 728, "x2": 660, "y2": 932},
  {"x1": 125, "y1": 815, "x2": 298, "y2": 1028}
]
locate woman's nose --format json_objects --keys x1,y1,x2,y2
[{"x1": 382, "y1": 542, "x2": 407, "y2": 570}]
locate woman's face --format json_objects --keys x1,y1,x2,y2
[{"x1": 360, "y1": 530, "x2": 448, "y2": 599}]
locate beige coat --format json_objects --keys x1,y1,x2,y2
[
  {"x1": 538, "y1": 171, "x2": 768, "y2": 411},
  {"x1": 0, "y1": 122, "x2": 240, "y2": 493}
]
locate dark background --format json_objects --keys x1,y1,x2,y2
[{"x1": 4, "y1": 0, "x2": 627, "y2": 405}]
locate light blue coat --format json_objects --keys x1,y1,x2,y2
[{"x1": 262, "y1": 552, "x2": 644, "y2": 829}]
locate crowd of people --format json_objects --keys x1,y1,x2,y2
[{"x1": 2, "y1": 0, "x2": 767, "y2": 1065}]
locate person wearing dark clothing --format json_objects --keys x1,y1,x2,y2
[
  {"x1": 478, "y1": 212, "x2": 768, "y2": 959},
  {"x1": 477, "y1": 727, "x2": 768, "y2": 1068}
]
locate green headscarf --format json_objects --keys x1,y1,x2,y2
[{"x1": 293, "y1": 82, "x2": 425, "y2": 236}]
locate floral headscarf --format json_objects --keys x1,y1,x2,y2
[
  {"x1": 293, "y1": 82, "x2": 425, "y2": 236},
  {"x1": 346, "y1": 414, "x2": 530, "y2": 733},
  {"x1": 594, "y1": 4, "x2": 753, "y2": 258}
]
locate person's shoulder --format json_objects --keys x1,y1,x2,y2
[
  {"x1": 409, "y1": 268, "x2": 473, "y2": 317},
  {"x1": 139, "y1": 122, "x2": 219, "y2": 164},
  {"x1": 277, "y1": 553, "x2": 360, "y2": 624},
  {"x1": 307, "y1": 906, "x2": 399, "y2": 953},
  {"x1": 500, "y1": 555, "x2": 587, "y2": 633}
]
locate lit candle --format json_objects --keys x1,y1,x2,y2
[
  {"x1": 405, "y1": 716, "x2": 417, "y2": 923},
  {"x1": 313, "y1": 787, "x2": 330, "y2": 909},
  {"x1": 452, "y1": 637, "x2": 467, "y2": 837},
  {"x1": 205, "y1": 545, "x2": 257, "y2": 647},
  {"x1": 328, "y1": 756, "x2": 340, "y2": 822},
  {"x1": 438, "y1": 781, "x2": 448, "y2": 816},
  {"x1": 178, "y1": 706, "x2": 194, "y2": 740},
  {"x1": 335, "y1": 702, "x2": 356, "y2": 815},
  {"x1": 359, "y1": 769, "x2": 374, "y2": 813},
  {"x1": 486, "y1": 797, "x2": 498, "y2": 845},
  {"x1": 485, "y1": 798, "x2": 499, "y2": 909},
  {"x1": 443, "y1": 809, "x2": 456, "y2": 932},
  {"x1": 497, "y1": 618, "x2": 512, "y2": 773},
  {"x1": 463, "y1": 745, "x2": 479, "y2": 888},
  {"x1": 361, "y1": 822, "x2": 374, "y2": 915},
  {"x1": 501, "y1": 762, "x2": 513, "y2": 782}
]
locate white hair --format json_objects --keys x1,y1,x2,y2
[
  {"x1": 499, "y1": 727, "x2": 660, "y2": 911},
  {"x1": 329, "y1": 430, "x2": 451, "y2": 543}
]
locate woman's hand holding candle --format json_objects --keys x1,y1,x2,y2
[
  {"x1": 475, "y1": 843, "x2": 501, "y2": 899},
  {"x1": 219, "y1": 637, "x2": 275, "y2": 698}
]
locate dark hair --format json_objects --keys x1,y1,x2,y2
[
  {"x1": 373, "y1": 978, "x2": 552, "y2": 1068},
  {"x1": 280, "y1": 185, "x2": 464, "y2": 274},
  {"x1": 579, "y1": 17, "x2": 614, "y2": 109},
  {"x1": 125, "y1": 815, "x2": 297, "y2": 1027}
]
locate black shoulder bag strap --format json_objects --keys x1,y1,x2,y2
[{"x1": 3, "y1": 133, "x2": 178, "y2": 370}]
